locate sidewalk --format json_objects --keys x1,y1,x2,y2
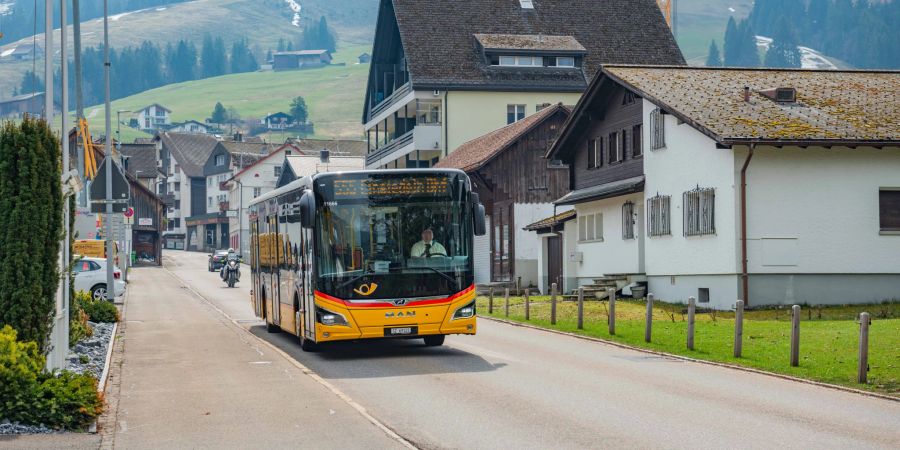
[{"x1": 101, "y1": 266, "x2": 404, "y2": 449}]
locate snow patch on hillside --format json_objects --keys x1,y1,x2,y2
[
  {"x1": 0, "y1": 1, "x2": 12, "y2": 15},
  {"x1": 756, "y1": 36, "x2": 838, "y2": 70},
  {"x1": 285, "y1": 0, "x2": 302, "y2": 27}
]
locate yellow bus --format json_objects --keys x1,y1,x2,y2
[{"x1": 248, "y1": 169, "x2": 486, "y2": 351}]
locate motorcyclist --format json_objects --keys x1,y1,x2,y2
[{"x1": 220, "y1": 248, "x2": 240, "y2": 281}]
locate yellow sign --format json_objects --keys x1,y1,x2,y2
[{"x1": 353, "y1": 283, "x2": 378, "y2": 296}]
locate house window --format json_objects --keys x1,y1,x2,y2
[
  {"x1": 497, "y1": 56, "x2": 542, "y2": 67},
  {"x1": 622, "y1": 201, "x2": 636, "y2": 240},
  {"x1": 507, "y1": 104, "x2": 526, "y2": 124},
  {"x1": 499, "y1": 56, "x2": 516, "y2": 66},
  {"x1": 683, "y1": 187, "x2": 716, "y2": 236},
  {"x1": 208, "y1": 196, "x2": 213, "y2": 208},
  {"x1": 174, "y1": 200, "x2": 180, "y2": 209},
  {"x1": 879, "y1": 189, "x2": 900, "y2": 233},
  {"x1": 587, "y1": 139, "x2": 596, "y2": 169},
  {"x1": 647, "y1": 195, "x2": 671, "y2": 237},
  {"x1": 519, "y1": 0, "x2": 534, "y2": 8},
  {"x1": 173, "y1": 218, "x2": 180, "y2": 228},
  {"x1": 274, "y1": 166, "x2": 282, "y2": 178},
  {"x1": 609, "y1": 131, "x2": 623, "y2": 163},
  {"x1": 622, "y1": 92, "x2": 636, "y2": 105},
  {"x1": 215, "y1": 154, "x2": 225, "y2": 166},
  {"x1": 578, "y1": 213, "x2": 603, "y2": 242},
  {"x1": 253, "y1": 187, "x2": 262, "y2": 198},
  {"x1": 556, "y1": 57, "x2": 575, "y2": 67},
  {"x1": 633, "y1": 124, "x2": 643, "y2": 157},
  {"x1": 208, "y1": 177, "x2": 213, "y2": 187},
  {"x1": 650, "y1": 108, "x2": 666, "y2": 149}
]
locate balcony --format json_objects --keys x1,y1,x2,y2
[{"x1": 367, "y1": 81, "x2": 412, "y2": 124}]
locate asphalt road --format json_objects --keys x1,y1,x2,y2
[{"x1": 166, "y1": 250, "x2": 900, "y2": 449}]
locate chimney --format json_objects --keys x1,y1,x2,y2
[
  {"x1": 743, "y1": 86, "x2": 750, "y2": 102},
  {"x1": 320, "y1": 148, "x2": 330, "y2": 164}
]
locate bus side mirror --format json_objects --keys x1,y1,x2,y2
[
  {"x1": 299, "y1": 190, "x2": 315, "y2": 229},
  {"x1": 474, "y1": 203, "x2": 486, "y2": 236}
]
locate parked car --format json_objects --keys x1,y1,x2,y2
[
  {"x1": 208, "y1": 250, "x2": 230, "y2": 272},
  {"x1": 73, "y1": 257, "x2": 126, "y2": 301}
]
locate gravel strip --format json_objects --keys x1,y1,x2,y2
[
  {"x1": 0, "y1": 420, "x2": 57, "y2": 435},
  {"x1": 67, "y1": 322, "x2": 115, "y2": 380}
]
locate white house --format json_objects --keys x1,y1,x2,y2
[
  {"x1": 542, "y1": 65, "x2": 900, "y2": 309},
  {"x1": 167, "y1": 120, "x2": 209, "y2": 134},
  {"x1": 136, "y1": 104, "x2": 172, "y2": 131}
]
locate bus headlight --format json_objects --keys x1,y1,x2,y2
[
  {"x1": 452, "y1": 301, "x2": 476, "y2": 320},
  {"x1": 316, "y1": 307, "x2": 349, "y2": 327}
]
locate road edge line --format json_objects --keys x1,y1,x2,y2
[
  {"x1": 163, "y1": 264, "x2": 418, "y2": 450},
  {"x1": 480, "y1": 315, "x2": 900, "y2": 403}
]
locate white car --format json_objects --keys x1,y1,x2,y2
[{"x1": 73, "y1": 257, "x2": 126, "y2": 301}]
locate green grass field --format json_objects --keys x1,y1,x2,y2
[
  {"x1": 476, "y1": 295, "x2": 900, "y2": 396},
  {"x1": 79, "y1": 45, "x2": 369, "y2": 141}
]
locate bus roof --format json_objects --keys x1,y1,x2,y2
[{"x1": 247, "y1": 168, "x2": 469, "y2": 208}]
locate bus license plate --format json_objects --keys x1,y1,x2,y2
[{"x1": 385, "y1": 326, "x2": 417, "y2": 336}]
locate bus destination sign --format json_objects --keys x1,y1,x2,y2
[{"x1": 333, "y1": 176, "x2": 450, "y2": 198}]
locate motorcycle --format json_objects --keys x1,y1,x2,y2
[{"x1": 222, "y1": 257, "x2": 240, "y2": 288}]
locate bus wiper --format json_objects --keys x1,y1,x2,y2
[
  {"x1": 417, "y1": 267, "x2": 458, "y2": 286},
  {"x1": 337, "y1": 271, "x2": 376, "y2": 289}
]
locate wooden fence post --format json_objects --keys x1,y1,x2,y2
[
  {"x1": 504, "y1": 288, "x2": 510, "y2": 318},
  {"x1": 488, "y1": 287, "x2": 494, "y2": 314},
  {"x1": 734, "y1": 300, "x2": 744, "y2": 358},
  {"x1": 577, "y1": 287, "x2": 584, "y2": 330},
  {"x1": 608, "y1": 288, "x2": 616, "y2": 335},
  {"x1": 687, "y1": 296, "x2": 696, "y2": 350},
  {"x1": 790, "y1": 305, "x2": 800, "y2": 367},
  {"x1": 645, "y1": 293, "x2": 654, "y2": 343},
  {"x1": 550, "y1": 283, "x2": 558, "y2": 325},
  {"x1": 858, "y1": 312, "x2": 870, "y2": 384},
  {"x1": 524, "y1": 288, "x2": 530, "y2": 321}
]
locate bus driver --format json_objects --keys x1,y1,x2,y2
[{"x1": 411, "y1": 228, "x2": 447, "y2": 258}]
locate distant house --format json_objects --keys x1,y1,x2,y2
[
  {"x1": 263, "y1": 112, "x2": 296, "y2": 130},
  {"x1": 272, "y1": 50, "x2": 332, "y2": 70},
  {"x1": 167, "y1": 120, "x2": 209, "y2": 134},
  {"x1": 275, "y1": 153, "x2": 365, "y2": 188},
  {"x1": 358, "y1": 53, "x2": 371, "y2": 64},
  {"x1": 136, "y1": 104, "x2": 172, "y2": 131},
  {"x1": 119, "y1": 143, "x2": 163, "y2": 193},
  {"x1": 543, "y1": 65, "x2": 900, "y2": 309},
  {"x1": 287, "y1": 138, "x2": 367, "y2": 157},
  {"x1": 435, "y1": 103, "x2": 572, "y2": 289},
  {"x1": 5, "y1": 43, "x2": 43, "y2": 61},
  {"x1": 0, "y1": 92, "x2": 44, "y2": 117}
]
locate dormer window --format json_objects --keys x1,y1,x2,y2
[
  {"x1": 555, "y1": 57, "x2": 575, "y2": 67},
  {"x1": 519, "y1": 0, "x2": 534, "y2": 8},
  {"x1": 498, "y1": 55, "x2": 543, "y2": 67},
  {"x1": 476, "y1": 34, "x2": 585, "y2": 70}
]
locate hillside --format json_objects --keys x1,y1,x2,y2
[
  {"x1": 84, "y1": 45, "x2": 369, "y2": 141},
  {"x1": 0, "y1": 0, "x2": 377, "y2": 98},
  {"x1": 674, "y1": 0, "x2": 754, "y2": 65}
]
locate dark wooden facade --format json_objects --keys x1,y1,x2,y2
[
  {"x1": 470, "y1": 110, "x2": 571, "y2": 282},
  {"x1": 552, "y1": 84, "x2": 645, "y2": 192},
  {"x1": 128, "y1": 173, "x2": 165, "y2": 266}
]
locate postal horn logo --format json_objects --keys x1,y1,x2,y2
[{"x1": 353, "y1": 283, "x2": 378, "y2": 296}]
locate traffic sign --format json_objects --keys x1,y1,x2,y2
[
  {"x1": 90, "y1": 157, "x2": 130, "y2": 213},
  {"x1": 124, "y1": 207, "x2": 135, "y2": 218}
]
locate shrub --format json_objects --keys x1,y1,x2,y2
[
  {"x1": 75, "y1": 290, "x2": 119, "y2": 323},
  {"x1": 69, "y1": 292, "x2": 93, "y2": 345},
  {"x1": 0, "y1": 325, "x2": 103, "y2": 430},
  {"x1": 0, "y1": 118, "x2": 63, "y2": 352}
]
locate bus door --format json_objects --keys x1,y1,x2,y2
[
  {"x1": 250, "y1": 218, "x2": 261, "y2": 316},
  {"x1": 268, "y1": 213, "x2": 281, "y2": 326},
  {"x1": 301, "y1": 227, "x2": 316, "y2": 340}
]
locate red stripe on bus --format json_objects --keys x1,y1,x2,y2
[{"x1": 314, "y1": 284, "x2": 475, "y2": 308}]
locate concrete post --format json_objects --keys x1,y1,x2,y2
[
  {"x1": 524, "y1": 289, "x2": 530, "y2": 321},
  {"x1": 687, "y1": 296, "x2": 696, "y2": 350},
  {"x1": 734, "y1": 300, "x2": 744, "y2": 358},
  {"x1": 550, "y1": 283, "x2": 558, "y2": 325},
  {"x1": 504, "y1": 288, "x2": 509, "y2": 318},
  {"x1": 645, "y1": 293, "x2": 654, "y2": 343},
  {"x1": 790, "y1": 305, "x2": 800, "y2": 367},
  {"x1": 607, "y1": 288, "x2": 616, "y2": 335},
  {"x1": 488, "y1": 287, "x2": 494, "y2": 315},
  {"x1": 858, "y1": 312, "x2": 870, "y2": 384},
  {"x1": 577, "y1": 287, "x2": 584, "y2": 330}
]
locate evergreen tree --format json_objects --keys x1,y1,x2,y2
[
  {"x1": 735, "y1": 19, "x2": 760, "y2": 67},
  {"x1": 211, "y1": 102, "x2": 227, "y2": 124},
  {"x1": 286, "y1": 40, "x2": 294, "y2": 51},
  {"x1": 214, "y1": 36, "x2": 228, "y2": 75},
  {"x1": 706, "y1": 40, "x2": 722, "y2": 67},
  {"x1": 266, "y1": 49, "x2": 273, "y2": 62},
  {"x1": 290, "y1": 96, "x2": 309, "y2": 123},
  {"x1": 0, "y1": 118, "x2": 63, "y2": 352},
  {"x1": 765, "y1": 17, "x2": 802, "y2": 68},
  {"x1": 19, "y1": 70, "x2": 45, "y2": 95},
  {"x1": 723, "y1": 17, "x2": 740, "y2": 66},
  {"x1": 230, "y1": 39, "x2": 258, "y2": 74},
  {"x1": 317, "y1": 17, "x2": 337, "y2": 53},
  {"x1": 277, "y1": 38, "x2": 286, "y2": 52}
]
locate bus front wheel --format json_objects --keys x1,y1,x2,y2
[
  {"x1": 266, "y1": 321, "x2": 280, "y2": 333},
  {"x1": 300, "y1": 336, "x2": 318, "y2": 352},
  {"x1": 423, "y1": 335, "x2": 445, "y2": 347}
]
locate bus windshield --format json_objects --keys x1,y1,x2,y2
[{"x1": 314, "y1": 172, "x2": 473, "y2": 300}]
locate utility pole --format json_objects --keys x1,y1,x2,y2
[
  {"x1": 103, "y1": 0, "x2": 115, "y2": 301},
  {"x1": 73, "y1": 0, "x2": 86, "y2": 205}
]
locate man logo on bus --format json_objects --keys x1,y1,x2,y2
[
  {"x1": 392, "y1": 299, "x2": 407, "y2": 306},
  {"x1": 353, "y1": 283, "x2": 378, "y2": 296}
]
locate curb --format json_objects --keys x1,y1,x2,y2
[
  {"x1": 89, "y1": 286, "x2": 128, "y2": 435},
  {"x1": 480, "y1": 315, "x2": 900, "y2": 403},
  {"x1": 163, "y1": 265, "x2": 418, "y2": 450}
]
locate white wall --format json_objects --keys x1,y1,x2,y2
[
  {"x1": 743, "y1": 145, "x2": 900, "y2": 274},
  {"x1": 641, "y1": 99, "x2": 740, "y2": 278},
  {"x1": 227, "y1": 152, "x2": 284, "y2": 257},
  {"x1": 514, "y1": 203, "x2": 564, "y2": 288},
  {"x1": 570, "y1": 192, "x2": 644, "y2": 280}
]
